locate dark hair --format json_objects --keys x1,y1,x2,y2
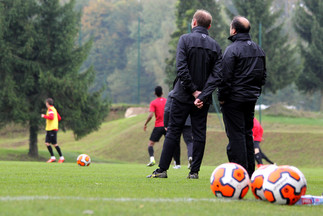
[
  {"x1": 46, "y1": 98, "x2": 54, "y2": 106},
  {"x1": 193, "y1": 10, "x2": 212, "y2": 28},
  {"x1": 231, "y1": 16, "x2": 250, "y2": 33},
  {"x1": 155, "y1": 86, "x2": 163, "y2": 97}
]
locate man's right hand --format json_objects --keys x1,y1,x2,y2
[
  {"x1": 144, "y1": 125, "x2": 147, "y2": 131},
  {"x1": 194, "y1": 98, "x2": 203, "y2": 109}
]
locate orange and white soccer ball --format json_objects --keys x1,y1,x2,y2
[
  {"x1": 281, "y1": 165, "x2": 307, "y2": 195},
  {"x1": 263, "y1": 166, "x2": 306, "y2": 205},
  {"x1": 210, "y1": 163, "x2": 250, "y2": 199},
  {"x1": 251, "y1": 164, "x2": 278, "y2": 200},
  {"x1": 77, "y1": 154, "x2": 91, "y2": 166}
]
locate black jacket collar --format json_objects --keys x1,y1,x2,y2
[
  {"x1": 228, "y1": 33, "x2": 251, "y2": 42},
  {"x1": 192, "y1": 26, "x2": 209, "y2": 35}
]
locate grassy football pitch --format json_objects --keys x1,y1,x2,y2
[{"x1": 0, "y1": 161, "x2": 322, "y2": 216}]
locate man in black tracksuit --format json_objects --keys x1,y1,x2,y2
[
  {"x1": 147, "y1": 9, "x2": 223, "y2": 179},
  {"x1": 164, "y1": 90, "x2": 193, "y2": 169},
  {"x1": 219, "y1": 16, "x2": 266, "y2": 178}
]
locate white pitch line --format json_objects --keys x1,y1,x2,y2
[{"x1": 0, "y1": 196, "x2": 236, "y2": 203}]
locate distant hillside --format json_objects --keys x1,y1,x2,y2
[{"x1": 0, "y1": 111, "x2": 322, "y2": 167}]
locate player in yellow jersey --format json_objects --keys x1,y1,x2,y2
[{"x1": 41, "y1": 98, "x2": 64, "y2": 163}]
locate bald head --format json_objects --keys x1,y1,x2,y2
[
  {"x1": 231, "y1": 16, "x2": 251, "y2": 34},
  {"x1": 192, "y1": 10, "x2": 212, "y2": 29}
]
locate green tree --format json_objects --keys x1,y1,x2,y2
[
  {"x1": 81, "y1": 0, "x2": 177, "y2": 104},
  {"x1": 0, "y1": 0, "x2": 109, "y2": 157},
  {"x1": 81, "y1": 0, "x2": 138, "y2": 96},
  {"x1": 165, "y1": 0, "x2": 228, "y2": 88},
  {"x1": 0, "y1": 0, "x2": 38, "y2": 129},
  {"x1": 229, "y1": 0, "x2": 301, "y2": 93},
  {"x1": 293, "y1": 0, "x2": 323, "y2": 111},
  {"x1": 107, "y1": 0, "x2": 176, "y2": 103}
]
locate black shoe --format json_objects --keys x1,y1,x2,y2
[
  {"x1": 146, "y1": 169, "x2": 167, "y2": 178},
  {"x1": 187, "y1": 172, "x2": 199, "y2": 179}
]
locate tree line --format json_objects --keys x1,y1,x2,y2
[{"x1": 76, "y1": 0, "x2": 322, "y2": 111}]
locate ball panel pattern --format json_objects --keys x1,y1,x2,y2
[
  {"x1": 240, "y1": 185, "x2": 249, "y2": 199},
  {"x1": 210, "y1": 168, "x2": 236, "y2": 198},
  {"x1": 267, "y1": 167, "x2": 300, "y2": 183},
  {"x1": 251, "y1": 175, "x2": 264, "y2": 200},
  {"x1": 232, "y1": 167, "x2": 246, "y2": 182},
  {"x1": 264, "y1": 190, "x2": 275, "y2": 202},
  {"x1": 280, "y1": 184, "x2": 301, "y2": 205}
]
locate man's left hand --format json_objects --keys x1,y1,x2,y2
[{"x1": 192, "y1": 90, "x2": 201, "y2": 99}]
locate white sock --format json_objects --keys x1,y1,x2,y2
[
  {"x1": 51, "y1": 156, "x2": 56, "y2": 160},
  {"x1": 60, "y1": 156, "x2": 64, "y2": 160},
  {"x1": 150, "y1": 156, "x2": 155, "y2": 162}
]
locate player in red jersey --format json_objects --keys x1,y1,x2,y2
[
  {"x1": 144, "y1": 86, "x2": 167, "y2": 167},
  {"x1": 253, "y1": 118, "x2": 274, "y2": 168},
  {"x1": 41, "y1": 98, "x2": 64, "y2": 163}
]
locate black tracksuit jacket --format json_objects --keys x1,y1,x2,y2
[
  {"x1": 218, "y1": 33, "x2": 266, "y2": 102},
  {"x1": 172, "y1": 26, "x2": 223, "y2": 104}
]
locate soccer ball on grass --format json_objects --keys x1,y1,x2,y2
[
  {"x1": 210, "y1": 163, "x2": 250, "y2": 199},
  {"x1": 77, "y1": 154, "x2": 91, "y2": 166},
  {"x1": 263, "y1": 165, "x2": 306, "y2": 205}
]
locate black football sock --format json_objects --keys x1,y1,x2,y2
[
  {"x1": 148, "y1": 146, "x2": 154, "y2": 157},
  {"x1": 173, "y1": 145, "x2": 180, "y2": 165},
  {"x1": 47, "y1": 145, "x2": 54, "y2": 156},
  {"x1": 55, "y1": 146, "x2": 63, "y2": 157},
  {"x1": 255, "y1": 152, "x2": 263, "y2": 164},
  {"x1": 261, "y1": 152, "x2": 274, "y2": 164}
]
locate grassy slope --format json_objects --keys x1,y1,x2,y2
[
  {"x1": 0, "y1": 162, "x2": 322, "y2": 216},
  {"x1": 0, "y1": 113, "x2": 322, "y2": 167}
]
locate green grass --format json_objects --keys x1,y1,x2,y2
[
  {"x1": 1, "y1": 113, "x2": 323, "y2": 215},
  {"x1": 0, "y1": 148, "x2": 117, "y2": 164},
  {"x1": 261, "y1": 115, "x2": 323, "y2": 127},
  {"x1": 0, "y1": 162, "x2": 322, "y2": 216}
]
